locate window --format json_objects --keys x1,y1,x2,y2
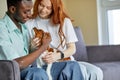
[
  {"x1": 108, "y1": 9, "x2": 120, "y2": 44},
  {"x1": 96, "y1": 0, "x2": 120, "y2": 45}
]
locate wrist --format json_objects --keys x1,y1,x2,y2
[
  {"x1": 59, "y1": 51, "x2": 64, "y2": 59},
  {"x1": 38, "y1": 45, "x2": 47, "y2": 53},
  {"x1": 41, "y1": 44, "x2": 48, "y2": 50}
]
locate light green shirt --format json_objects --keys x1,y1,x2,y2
[{"x1": 0, "y1": 14, "x2": 29, "y2": 60}]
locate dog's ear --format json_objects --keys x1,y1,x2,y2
[
  {"x1": 38, "y1": 29, "x2": 44, "y2": 38},
  {"x1": 33, "y1": 27, "x2": 43, "y2": 38},
  {"x1": 33, "y1": 27, "x2": 39, "y2": 37},
  {"x1": 33, "y1": 27, "x2": 45, "y2": 46}
]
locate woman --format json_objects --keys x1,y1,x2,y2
[{"x1": 25, "y1": 0, "x2": 103, "y2": 80}]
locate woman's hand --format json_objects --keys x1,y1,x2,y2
[{"x1": 42, "y1": 52, "x2": 61, "y2": 64}]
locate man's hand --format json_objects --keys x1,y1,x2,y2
[{"x1": 30, "y1": 37, "x2": 41, "y2": 49}]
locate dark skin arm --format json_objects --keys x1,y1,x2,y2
[{"x1": 14, "y1": 33, "x2": 51, "y2": 69}]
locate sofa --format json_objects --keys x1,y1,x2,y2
[
  {"x1": 73, "y1": 27, "x2": 120, "y2": 80},
  {"x1": 0, "y1": 60, "x2": 20, "y2": 80},
  {"x1": 1, "y1": 26, "x2": 120, "y2": 80}
]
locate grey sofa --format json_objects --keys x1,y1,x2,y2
[
  {"x1": 73, "y1": 27, "x2": 120, "y2": 80},
  {"x1": 0, "y1": 60, "x2": 20, "y2": 80},
  {"x1": 1, "y1": 26, "x2": 120, "y2": 80}
]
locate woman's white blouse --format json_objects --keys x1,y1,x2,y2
[{"x1": 25, "y1": 16, "x2": 78, "y2": 52}]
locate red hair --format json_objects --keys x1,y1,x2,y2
[
  {"x1": 32, "y1": 0, "x2": 72, "y2": 48},
  {"x1": 32, "y1": 0, "x2": 41, "y2": 18}
]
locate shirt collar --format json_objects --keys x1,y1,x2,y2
[
  {"x1": 3, "y1": 14, "x2": 27, "y2": 32},
  {"x1": 3, "y1": 14, "x2": 18, "y2": 32}
]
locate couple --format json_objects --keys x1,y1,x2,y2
[{"x1": 0, "y1": 0, "x2": 103, "y2": 80}]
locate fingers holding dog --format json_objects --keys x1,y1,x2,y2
[
  {"x1": 42, "y1": 52, "x2": 58, "y2": 64},
  {"x1": 31, "y1": 37, "x2": 41, "y2": 49}
]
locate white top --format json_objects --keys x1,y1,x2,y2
[{"x1": 25, "y1": 16, "x2": 78, "y2": 60}]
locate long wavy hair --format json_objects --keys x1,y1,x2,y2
[{"x1": 32, "y1": 0, "x2": 72, "y2": 48}]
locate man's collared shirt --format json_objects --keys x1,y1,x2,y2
[{"x1": 0, "y1": 14, "x2": 29, "y2": 60}]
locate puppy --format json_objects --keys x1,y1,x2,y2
[{"x1": 33, "y1": 27, "x2": 71, "y2": 80}]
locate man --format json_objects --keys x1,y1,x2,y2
[{"x1": 0, "y1": 0, "x2": 51, "y2": 80}]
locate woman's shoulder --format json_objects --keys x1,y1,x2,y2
[
  {"x1": 63, "y1": 18, "x2": 73, "y2": 26},
  {"x1": 64, "y1": 18, "x2": 71, "y2": 22},
  {"x1": 64, "y1": 18, "x2": 72, "y2": 24}
]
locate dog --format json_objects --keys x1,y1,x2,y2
[{"x1": 33, "y1": 27, "x2": 71, "y2": 80}]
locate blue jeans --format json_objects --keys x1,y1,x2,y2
[
  {"x1": 51, "y1": 61, "x2": 83, "y2": 80},
  {"x1": 21, "y1": 61, "x2": 83, "y2": 80},
  {"x1": 21, "y1": 67, "x2": 48, "y2": 80}
]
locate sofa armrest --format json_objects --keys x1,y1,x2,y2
[
  {"x1": 0, "y1": 60, "x2": 20, "y2": 80},
  {"x1": 86, "y1": 45, "x2": 120, "y2": 63}
]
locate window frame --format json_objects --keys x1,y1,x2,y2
[{"x1": 96, "y1": 0, "x2": 120, "y2": 45}]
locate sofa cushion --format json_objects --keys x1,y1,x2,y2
[
  {"x1": 73, "y1": 27, "x2": 88, "y2": 61},
  {"x1": 87, "y1": 45, "x2": 120, "y2": 62},
  {"x1": 0, "y1": 60, "x2": 20, "y2": 80},
  {"x1": 93, "y1": 61, "x2": 120, "y2": 80}
]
